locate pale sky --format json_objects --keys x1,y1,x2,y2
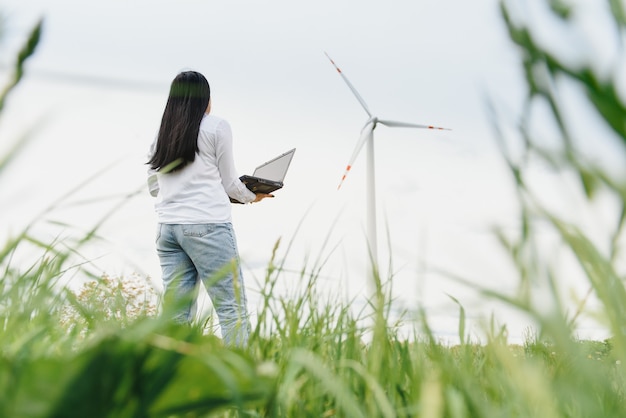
[{"x1": 2, "y1": 0, "x2": 621, "y2": 342}]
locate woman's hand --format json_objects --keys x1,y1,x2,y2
[{"x1": 252, "y1": 193, "x2": 274, "y2": 203}]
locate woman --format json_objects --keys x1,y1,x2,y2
[{"x1": 147, "y1": 70, "x2": 272, "y2": 346}]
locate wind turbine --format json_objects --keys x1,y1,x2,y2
[{"x1": 325, "y1": 52, "x2": 450, "y2": 282}]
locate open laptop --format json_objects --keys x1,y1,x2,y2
[{"x1": 230, "y1": 148, "x2": 296, "y2": 203}]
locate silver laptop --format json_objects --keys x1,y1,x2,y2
[{"x1": 230, "y1": 148, "x2": 295, "y2": 203}]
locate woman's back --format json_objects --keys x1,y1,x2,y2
[{"x1": 153, "y1": 113, "x2": 252, "y2": 223}]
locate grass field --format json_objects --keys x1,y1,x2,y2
[{"x1": 4, "y1": 1, "x2": 626, "y2": 417}]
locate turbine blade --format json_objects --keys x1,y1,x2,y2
[
  {"x1": 378, "y1": 119, "x2": 451, "y2": 130},
  {"x1": 338, "y1": 125, "x2": 373, "y2": 190},
  {"x1": 324, "y1": 52, "x2": 372, "y2": 118}
]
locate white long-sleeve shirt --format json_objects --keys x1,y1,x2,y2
[{"x1": 147, "y1": 114, "x2": 256, "y2": 223}]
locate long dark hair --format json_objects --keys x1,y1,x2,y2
[{"x1": 147, "y1": 71, "x2": 210, "y2": 172}]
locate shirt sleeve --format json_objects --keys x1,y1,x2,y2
[
  {"x1": 215, "y1": 120, "x2": 256, "y2": 204},
  {"x1": 147, "y1": 138, "x2": 160, "y2": 197}
]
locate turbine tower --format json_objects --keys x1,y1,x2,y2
[{"x1": 325, "y1": 52, "x2": 450, "y2": 283}]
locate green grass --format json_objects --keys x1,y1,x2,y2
[{"x1": 4, "y1": 1, "x2": 626, "y2": 416}]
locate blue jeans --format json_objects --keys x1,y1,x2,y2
[{"x1": 155, "y1": 223, "x2": 250, "y2": 346}]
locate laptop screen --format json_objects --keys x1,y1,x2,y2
[{"x1": 252, "y1": 148, "x2": 295, "y2": 182}]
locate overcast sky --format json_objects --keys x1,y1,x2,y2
[{"x1": 1, "y1": 0, "x2": 620, "y2": 342}]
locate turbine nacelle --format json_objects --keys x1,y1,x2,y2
[{"x1": 361, "y1": 117, "x2": 378, "y2": 132}]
